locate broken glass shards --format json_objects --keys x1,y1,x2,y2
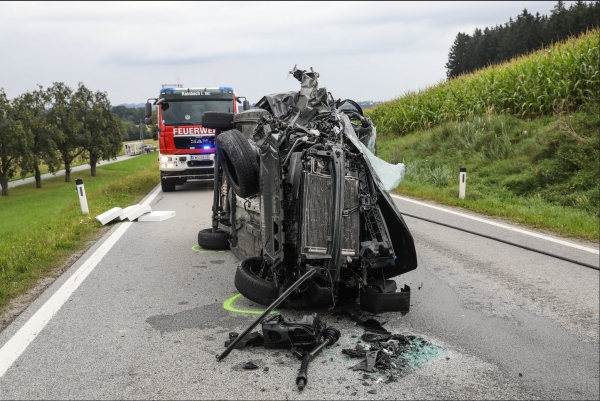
[{"x1": 359, "y1": 142, "x2": 405, "y2": 191}]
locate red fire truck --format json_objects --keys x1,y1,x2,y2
[{"x1": 144, "y1": 85, "x2": 249, "y2": 192}]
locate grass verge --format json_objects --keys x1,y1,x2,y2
[
  {"x1": 378, "y1": 108, "x2": 599, "y2": 242},
  {"x1": 9, "y1": 139, "x2": 159, "y2": 182},
  {"x1": 0, "y1": 153, "x2": 159, "y2": 309}
]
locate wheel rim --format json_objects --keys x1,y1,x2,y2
[{"x1": 247, "y1": 258, "x2": 272, "y2": 282}]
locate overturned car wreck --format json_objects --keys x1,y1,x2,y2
[{"x1": 199, "y1": 66, "x2": 417, "y2": 313}]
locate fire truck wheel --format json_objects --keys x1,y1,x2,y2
[
  {"x1": 161, "y1": 178, "x2": 176, "y2": 192},
  {"x1": 216, "y1": 129, "x2": 259, "y2": 198},
  {"x1": 202, "y1": 112, "x2": 234, "y2": 131},
  {"x1": 235, "y1": 257, "x2": 277, "y2": 306},
  {"x1": 197, "y1": 228, "x2": 231, "y2": 250}
]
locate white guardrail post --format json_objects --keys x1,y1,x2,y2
[
  {"x1": 75, "y1": 178, "x2": 89, "y2": 214},
  {"x1": 459, "y1": 167, "x2": 467, "y2": 199}
]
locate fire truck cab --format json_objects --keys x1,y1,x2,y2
[{"x1": 145, "y1": 85, "x2": 249, "y2": 192}]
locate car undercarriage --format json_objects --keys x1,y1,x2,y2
[{"x1": 199, "y1": 66, "x2": 417, "y2": 313}]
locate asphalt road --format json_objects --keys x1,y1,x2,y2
[{"x1": 0, "y1": 182, "x2": 598, "y2": 400}]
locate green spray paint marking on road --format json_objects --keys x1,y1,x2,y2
[
  {"x1": 223, "y1": 293, "x2": 278, "y2": 315},
  {"x1": 191, "y1": 245, "x2": 225, "y2": 253}
]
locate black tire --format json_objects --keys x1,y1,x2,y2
[
  {"x1": 161, "y1": 178, "x2": 176, "y2": 192},
  {"x1": 235, "y1": 257, "x2": 277, "y2": 306},
  {"x1": 202, "y1": 112, "x2": 234, "y2": 131},
  {"x1": 197, "y1": 228, "x2": 230, "y2": 250},
  {"x1": 215, "y1": 129, "x2": 259, "y2": 198}
]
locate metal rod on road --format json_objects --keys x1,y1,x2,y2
[{"x1": 216, "y1": 268, "x2": 316, "y2": 362}]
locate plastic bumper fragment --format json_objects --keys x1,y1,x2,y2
[{"x1": 360, "y1": 284, "x2": 411, "y2": 314}]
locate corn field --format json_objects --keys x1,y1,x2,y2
[{"x1": 368, "y1": 30, "x2": 599, "y2": 138}]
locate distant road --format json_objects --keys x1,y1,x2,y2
[{"x1": 2, "y1": 154, "x2": 142, "y2": 189}]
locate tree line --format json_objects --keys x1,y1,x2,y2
[
  {"x1": 0, "y1": 82, "x2": 123, "y2": 196},
  {"x1": 111, "y1": 105, "x2": 158, "y2": 141},
  {"x1": 445, "y1": 0, "x2": 600, "y2": 78}
]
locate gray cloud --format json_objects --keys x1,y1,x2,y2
[{"x1": 0, "y1": 1, "x2": 577, "y2": 104}]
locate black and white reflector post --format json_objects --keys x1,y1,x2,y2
[
  {"x1": 459, "y1": 167, "x2": 467, "y2": 199},
  {"x1": 75, "y1": 178, "x2": 89, "y2": 214}
]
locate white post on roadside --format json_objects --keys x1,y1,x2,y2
[
  {"x1": 459, "y1": 167, "x2": 467, "y2": 199},
  {"x1": 76, "y1": 178, "x2": 89, "y2": 214}
]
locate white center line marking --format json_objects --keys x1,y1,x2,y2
[
  {"x1": 0, "y1": 185, "x2": 161, "y2": 378},
  {"x1": 391, "y1": 194, "x2": 599, "y2": 254}
]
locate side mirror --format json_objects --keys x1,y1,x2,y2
[
  {"x1": 243, "y1": 100, "x2": 250, "y2": 111},
  {"x1": 144, "y1": 117, "x2": 151, "y2": 124},
  {"x1": 144, "y1": 102, "x2": 152, "y2": 118}
]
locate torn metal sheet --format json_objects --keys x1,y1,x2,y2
[{"x1": 352, "y1": 350, "x2": 378, "y2": 372}]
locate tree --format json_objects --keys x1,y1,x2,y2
[
  {"x1": 444, "y1": 1, "x2": 600, "y2": 77},
  {"x1": 150, "y1": 108, "x2": 159, "y2": 140},
  {"x1": 445, "y1": 32, "x2": 471, "y2": 78},
  {"x1": 46, "y1": 82, "x2": 84, "y2": 183},
  {"x1": 121, "y1": 120, "x2": 140, "y2": 141},
  {"x1": 82, "y1": 89, "x2": 123, "y2": 176},
  {"x1": 0, "y1": 89, "x2": 32, "y2": 195},
  {"x1": 111, "y1": 105, "x2": 145, "y2": 123},
  {"x1": 12, "y1": 88, "x2": 59, "y2": 188}
]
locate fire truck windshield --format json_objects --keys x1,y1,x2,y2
[{"x1": 161, "y1": 100, "x2": 233, "y2": 125}]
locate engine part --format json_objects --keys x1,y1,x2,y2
[
  {"x1": 296, "y1": 327, "x2": 341, "y2": 390},
  {"x1": 223, "y1": 331, "x2": 264, "y2": 349},
  {"x1": 262, "y1": 314, "x2": 325, "y2": 350},
  {"x1": 216, "y1": 268, "x2": 316, "y2": 361}
]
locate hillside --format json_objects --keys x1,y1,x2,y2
[
  {"x1": 368, "y1": 30, "x2": 599, "y2": 138},
  {"x1": 369, "y1": 31, "x2": 599, "y2": 241}
]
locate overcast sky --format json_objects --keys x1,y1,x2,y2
[{"x1": 0, "y1": 1, "x2": 576, "y2": 106}]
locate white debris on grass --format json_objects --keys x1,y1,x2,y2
[{"x1": 95, "y1": 207, "x2": 124, "y2": 225}]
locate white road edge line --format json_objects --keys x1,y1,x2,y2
[
  {"x1": 391, "y1": 194, "x2": 599, "y2": 254},
  {"x1": 0, "y1": 185, "x2": 162, "y2": 378}
]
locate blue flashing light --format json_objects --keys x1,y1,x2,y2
[
  {"x1": 159, "y1": 87, "x2": 174, "y2": 93},
  {"x1": 219, "y1": 86, "x2": 234, "y2": 92},
  {"x1": 203, "y1": 145, "x2": 211, "y2": 150}
]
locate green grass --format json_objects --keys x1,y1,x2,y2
[
  {"x1": 379, "y1": 108, "x2": 599, "y2": 241},
  {"x1": 368, "y1": 30, "x2": 599, "y2": 138},
  {"x1": 9, "y1": 139, "x2": 159, "y2": 182},
  {"x1": 0, "y1": 153, "x2": 159, "y2": 308}
]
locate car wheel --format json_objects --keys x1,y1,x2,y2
[
  {"x1": 215, "y1": 129, "x2": 259, "y2": 198},
  {"x1": 197, "y1": 228, "x2": 230, "y2": 250},
  {"x1": 234, "y1": 257, "x2": 277, "y2": 306},
  {"x1": 202, "y1": 112, "x2": 234, "y2": 131},
  {"x1": 161, "y1": 178, "x2": 176, "y2": 192}
]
